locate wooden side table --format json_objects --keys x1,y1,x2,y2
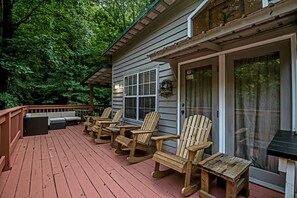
[{"x1": 198, "y1": 152, "x2": 251, "y2": 198}]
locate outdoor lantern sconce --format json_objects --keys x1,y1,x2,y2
[
  {"x1": 159, "y1": 79, "x2": 173, "y2": 98},
  {"x1": 114, "y1": 83, "x2": 120, "y2": 90}
]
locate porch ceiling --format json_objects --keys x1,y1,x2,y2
[
  {"x1": 148, "y1": 0, "x2": 297, "y2": 63},
  {"x1": 84, "y1": 66, "x2": 112, "y2": 87}
]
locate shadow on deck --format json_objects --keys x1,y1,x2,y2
[{"x1": 0, "y1": 125, "x2": 284, "y2": 198}]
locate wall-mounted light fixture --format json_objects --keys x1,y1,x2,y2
[{"x1": 114, "y1": 83, "x2": 120, "y2": 90}]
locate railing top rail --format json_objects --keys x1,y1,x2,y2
[
  {"x1": 27, "y1": 104, "x2": 108, "y2": 109},
  {"x1": 0, "y1": 106, "x2": 27, "y2": 117}
]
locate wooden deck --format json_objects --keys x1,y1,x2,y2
[{"x1": 0, "y1": 125, "x2": 284, "y2": 198}]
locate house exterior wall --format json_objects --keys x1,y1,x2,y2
[{"x1": 111, "y1": 0, "x2": 200, "y2": 152}]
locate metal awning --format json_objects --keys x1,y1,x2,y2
[
  {"x1": 148, "y1": 0, "x2": 297, "y2": 63},
  {"x1": 83, "y1": 63, "x2": 112, "y2": 87}
]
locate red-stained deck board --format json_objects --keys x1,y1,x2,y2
[
  {"x1": 0, "y1": 138, "x2": 23, "y2": 195},
  {"x1": 55, "y1": 130, "x2": 115, "y2": 198},
  {"x1": 0, "y1": 125, "x2": 285, "y2": 198},
  {"x1": 49, "y1": 131, "x2": 85, "y2": 198},
  {"x1": 58, "y1": 129, "x2": 127, "y2": 198},
  {"x1": 45, "y1": 135, "x2": 72, "y2": 198},
  {"x1": 1, "y1": 139, "x2": 29, "y2": 198},
  {"x1": 51, "y1": 130, "x2": 100, "y2": 198},
  {"x1": 15, "y1": 136, "x2": 35, "y2": 198},
  {"x1": 40, "y1": 135, "x2": 58, "y2": 198},
  {"x1": 30, "y1": 136, "x2": 43, "y2": 198},
  {"x1": 70, "y1": 127, "x2": 162, "y2": 198}
]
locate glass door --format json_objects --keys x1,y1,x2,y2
[
  {"x1": 226, "y1": 41, "x2": 291, "y2": 191},
  {"x1": 181, "y1": 57, "x2": 219, "y2": 153}
]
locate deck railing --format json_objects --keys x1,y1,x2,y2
[
  {"x1": 27, "y1": 104, "x2": 109, "y2": 117},
  {"x1": 0, "y1": 104, "x2": 110, "y2": 173},
  {"x1": 0, "y1": 106, "x2": 27, "y2": 171}
]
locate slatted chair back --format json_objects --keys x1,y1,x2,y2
[
  {"x1": 109, "y1": 109, "x2": 123, "y2": 127},
  {"x1": 101, "y1": 107, "x2": 112, "y2": 118},
  {"x1": 176, "y1": 115, "x2": 212, "y2": 164},
  {"x1": 137, "y1": 112, "x2": 160, "y2": 145}
]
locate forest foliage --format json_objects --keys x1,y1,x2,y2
[{"x1": 0, "y1": 0, "x2": 154, "y2": 109}]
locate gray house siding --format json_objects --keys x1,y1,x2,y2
[{"x1": 111, "y1": 0, "x2": 200, "y2": 152}]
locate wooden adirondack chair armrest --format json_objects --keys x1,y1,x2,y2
[
  {"x1": 116, "y1": 125, "x2": 141, "y2": 129},
  {"x1": 187, "y1": 141, "x2": 213, "y2": 153},
  {"x1": 151, "y1": 135, "x2": 180, "y2": 151},
  {"x1": 151, "y1": 135, "x2": 180, "y2": 141},
  {"x1": 186, "y1": 141, "x2": 213, "y2": 162},
  {"x1": 93, "y1": 117, "x2": 110, "y2": 121},
  {"x1": 130, "y1": 129, "x2": 156, "y2": 135},
  {"x1": 96, "y1": 121, "x2": 119, "y2": 124}
]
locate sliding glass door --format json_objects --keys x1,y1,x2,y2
[{"x1": 226, "y1": 41, "x2": 291, "y2": 190}]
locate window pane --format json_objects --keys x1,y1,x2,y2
[
  {"x1": 144, "y1": 84, "x2": 149, "y2": 95},
  {"x1": 150, "y1": 70, "x2": 156, "y2": 82},
  {"x1": 139, "y1": 73, "x2": 143, "y2": 84},
  {"x1": 139, "y1": 84, "x2": 143, "y2": 95},
  {"x1": 128, "y1": 86, "x2": 132, "y2": 95},
  {"x1": 125, "y1": 98, "x2": 137, "y2": 119},
  {"x1": 132, "y1": 85, "x2": 137, "y2": 95},
  {"x1": 139, "y1": 97, "x2": 155, "y2": 120},
  {"x1": 150, "y1": 82, "x2": 156, "y2": 95},
  {"x1": 129, "y1": 76, "x2": 132, "y2": 85},
  {"x1": 133, "y1": 74, "x2": 137, "y2": 84},
  {"x1": 125, "y1": 86, "x2": 129, "y2": 96},
  {"x1": 144, "y1": 71, "x2": 150, "y2": 83}
]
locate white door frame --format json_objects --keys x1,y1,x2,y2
[{"x1": 177, "y1": 33, "x2": 297, "y2": 152}]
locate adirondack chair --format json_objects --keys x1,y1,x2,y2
[
  {"x1": 83, "y1": 107, "x2": 112, "y2": 132},
  {"x1": 151, "y1": 115, "x2": 212, "y2": 196},
  {"x1": 91, "y1": 109, "x2": 123, "y2": 144},
  {"x1": 115, "y1": 111, "x2": 160, "y2": 164}
]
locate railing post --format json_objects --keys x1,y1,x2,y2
[
  {"x1": 1, "y1": 112, "x2": 11, "y2": 170},
  {"x1": 19, "y1": 108, "x2": 24, "y2": 139}
]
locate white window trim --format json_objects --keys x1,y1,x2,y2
[{"x1": 123, "y1": 68, "x2": 158, "y2": 121}]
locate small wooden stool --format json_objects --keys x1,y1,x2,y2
[{"x1": 198, "y1": 152, "x2": 251, "y2": 198}]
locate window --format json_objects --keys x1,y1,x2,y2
[{"x1": 124, "y1": 69, "x2": 157, "y2": 120}]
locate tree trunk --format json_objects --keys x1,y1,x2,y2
[
  {"x1": 2, "y1": 0, "x2": 14, "y2": 44},
  {"x1": 1, "y1": 0, "x2": 14, "y2": 109}
]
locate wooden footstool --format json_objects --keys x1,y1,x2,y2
[{"x1": 198, "y1": 152, "x2": 251, "y2": 198}]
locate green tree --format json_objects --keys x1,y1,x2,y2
[{"x1": 0, "y1": 0, "x2": 153, "y2": 109}]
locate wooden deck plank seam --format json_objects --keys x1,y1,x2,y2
[
  {"x1": 70, "y1": 126, "x2": 169, "y2": 198},
  {"x1": 49, "y1": 130, "x2": 86, "y2": 198},
  {"x1": 1, "y1": 139, "x2": 29, "y2": 198},
  {"x1": 40, "y1": 135, "x2": 58, "y2": 198},
  {"x1": 15, "y1": 135, "x2": 35, "y2": 197},
  {"x1": 50, "y1": 130, "x2": 102, "y2": 198},
  {"x1": 58, "y1": 129, "x2": 125, "y2": 198},
  {"x1": 53, "y1": 130, "x2": 115, "y2": 198},
  {"x1": 0, "y1": 138, "x2": 23, "y2": 196},
  {"x1": 67, "y1": 127, "x2": 148, "y2": 198}
]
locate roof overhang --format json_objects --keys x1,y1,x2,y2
[
  {"x1": 83, "y1": 64, "x2": 112, "y2": 88},
  {"x1": 149, "y1": 0, "x2": 297, "y2": 63},
  {"x1": 103, "y1": 0, "x2": 177, "y2": 56}
]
